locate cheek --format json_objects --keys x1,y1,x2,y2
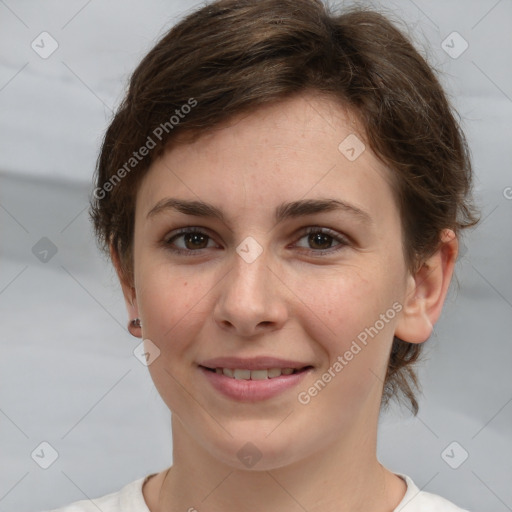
[
  {"x1": 293, "y1": 269, "x2": 400, "y2": 418},
  {"x1": 294, "y1": 262, "x2": 402, "y2": 398},
  {"x1": 136, "y1": 265, "x2": 210, "y2": 415},
  {"x1": 296, "y1": 267, "x2": 384, "y2": 346},
  {"x1": 136, "y1": 259, "x2": 208, "y2": 356}
]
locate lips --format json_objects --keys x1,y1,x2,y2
[{"x1": 198, "y1": 357, "x2": 313, "y2": 402}]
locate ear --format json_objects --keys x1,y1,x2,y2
[
  {"x1": 394, "y1": 229, "x2": 458, "y2": 344},
  {"x1": 110, "y1": 242, "x2": 141, "y2": 338}
]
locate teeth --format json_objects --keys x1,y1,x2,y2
[
  {"x1": 233, "y1": 369, "x2": 251, "y2": 380},
  {"x1": 222, "y1": 368, "x2": 234, "y2": 378},
  {"x1": 216, "y1": 368, "x2": 297, "y2": 380},
  {"x1": 251, "y1": 370, "x2": 269, "y2": 380}
]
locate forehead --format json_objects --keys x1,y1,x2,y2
[{"x1": 136, "y1": 93, "x2": 398, "y2": 229}]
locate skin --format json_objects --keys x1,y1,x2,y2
[{"x1": 112, "y1": 92, "x2": 458, "y2": 512}]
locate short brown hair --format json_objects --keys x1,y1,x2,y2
[{"x1": 90, "y1": 0, "x2": 479, "y2": 415}]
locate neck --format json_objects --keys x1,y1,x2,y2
[{"x1": 153, "y1": 410, "x2": 405, "y2": 512}]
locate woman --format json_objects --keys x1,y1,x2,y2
[{"x1": 49, "y1": 0, "x2": 479, "y2": 510}]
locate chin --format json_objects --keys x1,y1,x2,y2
[{"x1": 202, "y1": 427, "x2": 310, "y2": 472}]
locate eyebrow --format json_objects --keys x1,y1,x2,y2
[{"x1": 146, "y1": 197, "x2": 373, "y2": 226}]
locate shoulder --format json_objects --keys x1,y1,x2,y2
[
  {"x1": 42, "y1": 475, "x2": 152, "y2": 512},
  {"x1": 393, "y1": 473, "x2": 471, "y2": 512}
]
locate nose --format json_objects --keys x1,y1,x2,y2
[{"x1": 213, "y1": 249, "x2": 289, "y2": 337}]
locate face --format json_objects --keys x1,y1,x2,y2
[{"x1": 126, "y1": 93, "x2": 414, "y2": 470}]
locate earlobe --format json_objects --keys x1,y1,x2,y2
[
  {"x1": 109, "y1": 243, "x2": 142, "y2": 338},
  {"x1": 394, "y1": 229, "x2": 458, "y2": 344}
]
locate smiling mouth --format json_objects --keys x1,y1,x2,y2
[{"x1": 199, "y1": 366, "x2": 313, "y2": 380}]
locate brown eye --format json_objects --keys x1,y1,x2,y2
[
  {"x1": 294, "y1": 227, "x2": 349, "y2": 255},
  {"x1": 165, "y1": 228, "x2": 218, "y2": 253},
  {"x1": 307, "y1": 232, "x2": 334, "y2": 250},
  {"x1": 182, "y1": 232, "x2": 209, "y2": 250}
]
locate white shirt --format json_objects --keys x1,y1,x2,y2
[{"x1": 45, "y1": 472, "x2": 470, "y2": 511}]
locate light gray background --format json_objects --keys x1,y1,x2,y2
[{"x1": 0, "y1": 1, "x2": 511, "y2": 511}]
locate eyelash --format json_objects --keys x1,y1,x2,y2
[{"x1": 163, "y1": 226, "x2": 350, "y2": 257}]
